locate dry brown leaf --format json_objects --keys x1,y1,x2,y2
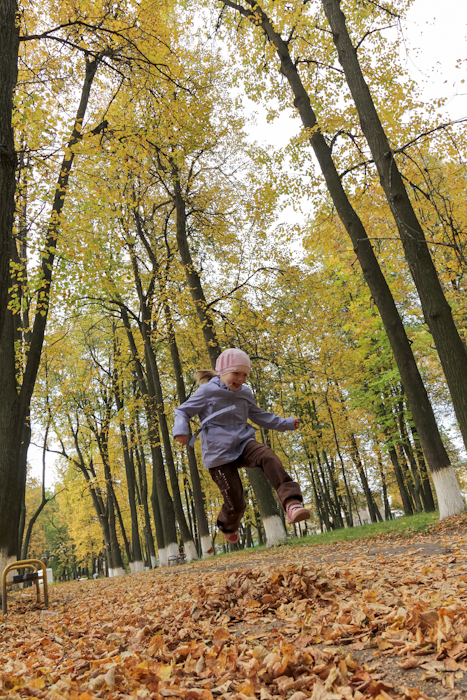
[
  {"x1": 235, "y1": 680, "x2": 256, "y2": 697},
  {"x1": 397, "y1": 657, "x2": 420, "y2": 669},
  {"x1": 213, "y1": 628, "x2": 230, "y2": 641}
]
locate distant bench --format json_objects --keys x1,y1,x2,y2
[{"x1": 168, "y1": 554, "x2": 185, "y2": 566}]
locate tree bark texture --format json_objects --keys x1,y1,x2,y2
[
  {"x1": 0, "y1": 57, "x2": 101, "y2": 574},
  {"x1": 69, "y1": 424, "x2": 113, "y2": 573},
  {"x1": 127, "y1": 253, "x2": 197, "y2": 558},
  {"x1": 132, "y1": 209, "x2": 212, "y2": 554},
  {"x1": 221, "y1": 0, "x2": 464, "y2": 517},
  {"x1": 170, "y1": 188, "x2": 287, "y2": 541},
  {"x1": 322, "y1": 0, "x2": 467, "y2": 453},
  {"x1": 92, "y1": 412, "x2": 126, "y2": 573},
  {"x1": 113, "y1": 351, "x2": 143, "y2": 564},
  {"x1": 0, "y1": 0, "x2": 19, "y2": 341},
  {"x1": 121, "y1": 307, "x2": 178, "y2": 555},
  {"x1": 145, "y1": 343, "x2": 198, "y2": 558},
  {"x1": 172, "y1": 166, "x2": 221, "y2": 369},
  {"x1": 132, "y1": 411, "x2": 157, "y2": 565}
]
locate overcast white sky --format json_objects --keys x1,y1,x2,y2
[
  {"x1": 28, "y1": 0, "x2": 467, "y2": 485},
  {"x1": 246, "y1": 0, "x2": 467, "y2": 146},
  {"x1": 405, "y1": 0, "x2": 467, "y2": 118}
]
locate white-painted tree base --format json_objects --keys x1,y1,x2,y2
[
  {"x1": 129, "y1": 561, "x2": 145, "y2": 574},
  {"x1": 0, "y1": 552, "x2": 17, "y2": 594},
  {"x1": 108, "y1": 567, "x2": 126, "y2": 578},
  {"x1": 159, "y1": 542, "x2": 179, "y2": 567},
  {"x1": 432, "y1": 467, "x2": 466, "y2": 518},
  {"x1": 158, "y1": 548, "x2": 167, "y2": 567},
  {"x1": 184, "y1": 540, "x2": 198, "y2": 562},
  {"x1": 201, "y1": 535, "x2": 214, "y2": 557},
  {"x1": 167, "y1": 542, "x2": 179, "y2": 558},
  {"x1": 263, "y1": 514, "x2": 287, "y2": 547},
  {"x1": 150, "y1": 555, "x2": 158, "y2": 568}
]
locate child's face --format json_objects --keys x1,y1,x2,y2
[{"x1": 221, "y1": 370, "x2": 249, "y2": 391}]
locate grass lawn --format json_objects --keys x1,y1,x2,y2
[
  {"x1": 284, "y1": 510, "x2": 441, "y2": 548},
  {"x1": 212, "y1": 511, "x2": 442, "y2": 558}
]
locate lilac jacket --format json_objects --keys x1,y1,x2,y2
[{"x1": 173, "y1": 376, "x2": 294, "y2": 469}]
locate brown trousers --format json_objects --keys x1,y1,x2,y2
[{"x1": 209, "y1": 440, "x2": 302, "y2": 533}]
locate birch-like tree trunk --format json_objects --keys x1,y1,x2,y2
[
  {"x1": 219, "y1": 0, "x2": 464, "y2": 519},
  {"x1": 322, "y1": 0, "x2": 467, "y2": 460}
]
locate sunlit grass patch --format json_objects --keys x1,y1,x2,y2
[{"x1": 285, "y1": 510, "x2": 440, "y2": 548}]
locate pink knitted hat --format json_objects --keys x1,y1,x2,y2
[{"x1": 216, "y1": 348, "x2": 251, "y2": 375}]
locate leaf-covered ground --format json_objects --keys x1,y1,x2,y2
[{"x1": 3, "y1": 515, "x2": 467, "y2": 700}]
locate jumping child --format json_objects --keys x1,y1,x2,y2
[{"x1": 173, "y1": 348, "x2": 310, "y2": 543}]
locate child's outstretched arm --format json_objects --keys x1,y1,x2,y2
[
  {"x1": 248, "y1": 395, "x2": 299, "y2": 432},
  {"x1": 173, "y1": 386, "x2": 208, "y2": 445}
]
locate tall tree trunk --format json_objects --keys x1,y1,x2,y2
[
  {"x1": 396, "y1": 399, "x2": 425, "y2": 512},
  {"x1": 325, "y1": 398, "x2": 353, "y2": 526},
  {"x1": 172, "y1": 164, "x2": 221, "y2": 369},
  {"x1": 170, "y1": 187, "x2": 287, "y2": 545},
  {"x1": 145, "y1": 345, "x2": 198, "y2": 562},
  {"x1": 113, "y1": 345, "x2": 144, "y2": 571},
  {"x1": 395, "y1": 442, "x2": 419, "y2": 512},
  {"x1": 386, "y1": 435, "x2": 414, "y2": 516},
  {"x1": 16, "y1": 420, "x2": 30, "y2": 557},
  {"x1": 376, "y1": 447, "x2": 392, "y2": 521},
  {"x1": 251, "y1": 494, "x2": 264, "y2": 545},
  {"x1": 121, "y1": 308, "x2": 178, "y2": 565},
  {"x1": 246, "y1": 466, "x2": 287, "y2": 545},
  {"x1": 220, "y1": 0, "x2": 464, "y2": 519},
  {"x1": 0, "y1": 0, "x2": 19, "y2": 341},
  {"x1": 111, "y1": 487, "x2": 132, "y2": 567},
  {"x1": 184, "y1": 479, "x2": 194, "y2": 539},
  {"x1": 106, "y1": 488, "x2": 125, "y2": 576},
  {"x1": 132, "y1": 411, "x2": 157, "y2": 567},
  {"x1": 410, "y1": 424, "x2": 436, "y2": 511},
  {"x1": 304, "y1": 447, "x2": 330, "y2": 532},
  {"x1": 68, "y1": 422, "x2": 113, "y2": 574},
  {"x1": 149, "y1": 453, "x2": 167, "y2": 565},
  {"x1": 131, "y1": 387, "x2": 166, "y2": 564},
  {"x1": 308, "y1": 460, "x2": 324, "y2": 533},
  {"x1": 0, "y1": 57, "x2": 102, "y2": 577},
  {"x1": 316, "y1": 451, "x2": 339, "y2": 528},
  {"x1": 376, "y1": 398, "x2": 415, "y2": 514},
  {"x1": 323, "y1": 0, "x2": 467, "y2": 461},
  {"x1": 133, "y1": 208, "x2": 212, "y2": 555},
  {"x1": 348, "y1": 434, "x2": 380, "y2": 522},
  {"x1": 127, "y1": 244, "x2": 198, "y2": 561},
  {"x1": 93, "y1": 418, "x2": 126, "y2": 576},
  {"x1": 303, "y1": 403, "x2": 334, "y2": 529},
  {"x1": 322, "y1": 452, "x2": 344, "y2": 528}
]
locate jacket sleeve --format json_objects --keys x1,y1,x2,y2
[
  {"x1": 247, "y1": 392, "x2": 295, "y2": 432},
  {"x1": 173, "y1": 386, "x2": 207, "y2": 437}
]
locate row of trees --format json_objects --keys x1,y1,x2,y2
[{"x1": 2, "y1": 0, "x2": 467, "y2": 575}]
